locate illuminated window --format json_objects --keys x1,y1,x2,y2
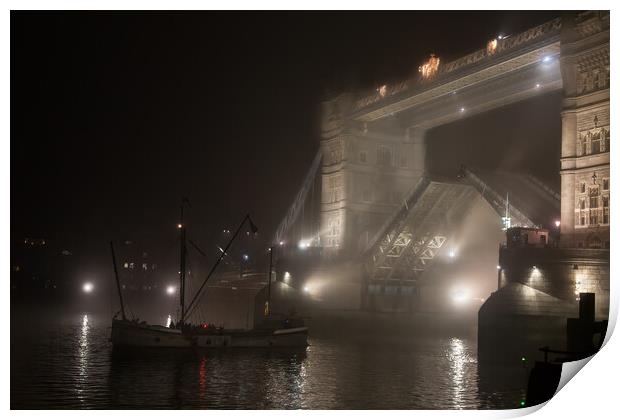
[
  {"x1": 123, "y1": 262, "x2": 129, "y2": 269},
  {"x1": 142, "y1": 263, "x2": 148, "y2": 271},
  {"x1": 129, "y1": 262, "x2": 134, "y2": 269}
]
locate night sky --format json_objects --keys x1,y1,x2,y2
[{"x1": 11, "y1": 11, "x2": 561, "y2": 272}]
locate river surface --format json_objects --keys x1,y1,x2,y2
[{"x1": 11, "y1": 307, "x2": 527, "y2": 409}]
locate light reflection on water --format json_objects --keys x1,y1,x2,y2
[
  {"x1": 77, "y1": 314, "x2": 90, "y2": 404},
  {"x1": 446, "y1": 337, "x2": 477, "y2": 409},
  {"x1": 11, "y1": 312, "x2": 526, "y2": 409}
]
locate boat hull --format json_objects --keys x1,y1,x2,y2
[
  {"x1": 111, "y1": 320, "x2": 191, "y2": 348},
  {"x1": 111, "y1": 320, "x2": 308, "y2": 349}
]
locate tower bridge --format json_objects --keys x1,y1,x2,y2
[{"x1": 271, "y1": 12, "x2": 609, "y2": 324}]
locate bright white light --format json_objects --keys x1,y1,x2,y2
[
  {"x1": 303, "y1": 286, "x2": 309, "y2": 293},
  {"x1": 497, "y1": 265, "x2": 501, "y2": 270},
  {"x1": 166, "y1": 285, "x2": 176, "y2": 295},
  {"x1": 166, "y1": 314, "x2": 172, "y2": 328},
  {"x1": 542, "y1": 56, "x2": 552, "y2": 63},
  {"x1": 298, "y1": 241, "x2": 309, "y2": 250},
  {"x1": 451, "y1": 289, "x2": 469, "y2": 304},
  {"x1": 242, "y1": 254, "x2": 249, "y2": 261},
  {"x1": 177, "y1": 223, "x2": 183, "y2": 229},
  {"x1": 555, "y1": 220, "x2": 561, "y2": 228},
  {"x1": 497, "y1": 34, "x2": 504, "y2": 40},
  {"x1": 82, "y1": 282, "x2": 94, "y2": 293},
  {"x1": 535, "y1": 83, "x2": 541, "y2": 88},
  {"x1": 459, "y1": 107, "x2": 465, "y2": 113},
  {"x1": 279, "y1": 241, "x2": 285, "y2": 246},
  {"x1": 448, "y1": 250, "x2": 456, "y2": 258},
  {"x1": 284, "y1": 272, "x2": 291, "y2": 282}
]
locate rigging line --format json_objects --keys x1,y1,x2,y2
[
  {"x1": 185, "y1": 214, "x2": 253, "y2": 319},
  {"x1": 189, "y1": 239, "x2": 207, "y2": 257}
]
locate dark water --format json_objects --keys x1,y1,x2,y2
[{"x1": 11, "y1": 308, "x2": 527, "y2": 409}]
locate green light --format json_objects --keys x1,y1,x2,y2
[{"x1": 520, "y1": 400, "x2": 526, "y2": 407}]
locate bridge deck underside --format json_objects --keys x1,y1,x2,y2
[{"x1": 367, "y1": 181, "x2": 478, "y2": 285}]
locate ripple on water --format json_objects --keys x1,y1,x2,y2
[{"x1": 11, "y1": 312, "x2": 526, "y2": 409}]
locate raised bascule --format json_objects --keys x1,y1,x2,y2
[{"x1": 273, "y1": 12, "x2": 609, "y2": 361}]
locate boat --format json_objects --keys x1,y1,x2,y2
[
  {"x1": 110, "y1": 318, "x2": 309, "y2": 349},
  {"x1": 109, "y1": 202, "x2": 308, "y2": 349}
]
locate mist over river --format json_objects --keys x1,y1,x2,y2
[{"x1": 11, "y1": 301, "x2": 527, "y2": 409}]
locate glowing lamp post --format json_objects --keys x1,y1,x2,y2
[
  {"x1": 451, "y1": 289, "x2": 469, "y2": 305},
  {"x1": 82, "y1": 282, "x2": 94, "y2": 294}
]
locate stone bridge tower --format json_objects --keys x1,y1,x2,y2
[
  {"x1": 560, "y1": 11, "x2": 610, "y2": 248},
  {"x1": 319, "y1": 94, "x2": 424, "y2": 259}
]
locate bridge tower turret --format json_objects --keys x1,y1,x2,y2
[{"x1": 559, "y1": 11, "x2": 609, "y2": 248}]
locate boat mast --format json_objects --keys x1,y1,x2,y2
[
  {"x1": 110, "y1": 241, "x2": 127, "y2": 321},
  {"x1": 179, "y1": 199, "x2": 189, "y2": 325},
  {"x1": 266, "y1": 245, "x2": 273, "y2": 317}
]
